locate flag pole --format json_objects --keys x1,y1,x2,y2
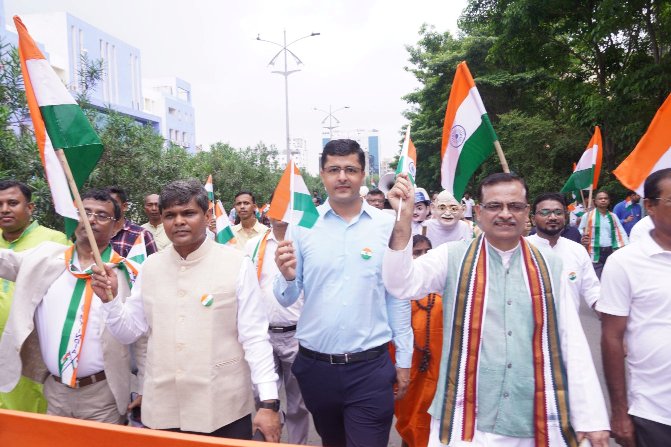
[
  {"x1": 587, "y1": 186, "x2": 594, "y2": 210},
  {"x1": 579, "y1": 189, "x2": 587, "y2": 209},
  {"x1": 494, "y1": 140, "x2": 510, "y2": 173},
  {"x1": 55, "y1": 150, "x2": 114, "y2": 301}
]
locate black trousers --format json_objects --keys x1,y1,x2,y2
[
  {"x1": 592, "y1": 246, "x2": 614, "y2": 279},
  {"x1": 632, "y1": 415, "x2": 671, "y2": 447},
  {"x1": 163, "y1": 413, "x2": 252, "y2": 439},
  {"x1": 292, "y1": 348, "x2": 396, "y2": 447}
]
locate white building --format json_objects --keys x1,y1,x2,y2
[
  {"x1": 143, "y1": 77, "x2": 196, "y2": 152},
  {"x1": 19, "y1": 12, "x2": 161, "y2": 132},
  {"x1": 3, "y1": 6, "x2": 197, "y2": 153},
  {"x1": 275, "y1": 137, "x2": 309, "y2": 170}
]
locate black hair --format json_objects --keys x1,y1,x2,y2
[
  {"x1": 159, "y1": 179, "x2": 209, "y2": 213},
  {"x1": 366, "y1": 188, "x2": 385, "y2": 197},
  {"x1": 320, "y1": 139, "x2": 366, "y2": 170},
  {"x1": 644, "y1": 168, "x2": 671, "y2": 200},
  {"x1": 106, "y1": 186, "x2": 128, "y2": 203},
  {"x1": 234, "y1": 190, "x2": 256, "y2": 204},
  {"x1": 0, "y1": 180, "x2": 32, "y2": 202},
  {"x1": 532, "y1": 192, "x2": 567, "y2": 213},
  {"x1": 81, "y1": 188, "x2": 121, "y2": 220},
  {"x1": 412, "y1": 234, "x2": 432, "y2": 248},
  {"x1": 477, "y1": 172, "x2": 528, "y2": 203}
]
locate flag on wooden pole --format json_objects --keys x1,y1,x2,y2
[
  {"x1": 441, "y1": 62, "x2": 499, "y2": 201},
  {"x1": 561, "y1": 126, "x2": 603, "y2": 194},
  {"x1": 613, "y1": 94, "x2": 671, "y2": 195},
  {"x1": 14, "y1": 16, "x2": 103, "y2": 237},
  {"x1": 214, "y1": 200, "x2": 236, "y2": 245},
  {"x1": 267, "y1": 161, "x2": 319, "y2": 228},
  {"x1": 204, "y1": 174, "x2": 215, "y2": 217},
  {"x1": 395, "y1": 124, "x2": 417, "y2": 184}
]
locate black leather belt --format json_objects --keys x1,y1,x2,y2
[
  {"x1": 51, "y1": 371, "x2": 106, "y2": 388},
  {"x1": 269, "y1": 325, "x2": 297, "y2": 333},
  {"x1": 299, "y1": 344, "x2": 387, "y2": 365}
]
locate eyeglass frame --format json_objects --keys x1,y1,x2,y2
[
  {"x1": 77, "y1": 210, "x2": 117, "y2": 222},
  {"x1": 534, "y1": 208, "x2": 566, "y2": 217},
  {"x1": 479, "y1": 201, "x2": 529, "y2": 213},
  {"x1": 322, "y1": 165, "x2": 363, "y2": 176}
]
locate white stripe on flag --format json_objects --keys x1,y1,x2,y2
[
  {"x1": 44, "y1": 133, "x2": 78, "y2": 220},
  {"x1": 25, "y1": 59, "x2": 77, "y2": 106},
  {"x1": 444, "y1": 88, "x2": 485, "y2": 191},
  {"x1": 638, "y1": 146, "x2": 671, "y2": 195}
]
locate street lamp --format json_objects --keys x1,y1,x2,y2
[
  {"x1": 257, "y1": 30, "x2": 320, "y2": 162},
  {"x1": 313, "y1": 105, "x2": 350, "y2": 140}
]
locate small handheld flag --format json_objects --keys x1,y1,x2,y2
[
  {"x1": 267, "y1": 161, "x2": 319, "y2": 229},
  {"x1": 214, "y1": 200, "x2": 236, "y2": 245}
]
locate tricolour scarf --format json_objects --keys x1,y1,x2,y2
[
  {"x1": 59, "y1": 245, "x2": 138, "y2": 387},
  {"x1": 583, "y1": 209, "x2": 628, "y2": 262},
  {"x1": 439, "y1": 235, "x2": 577, "y2": 446}
]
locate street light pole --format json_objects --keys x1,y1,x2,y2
[
  {"x1": 257, "y1": 30, "x2": 320, "y2": 163},
  {"x1": 314, "y1": 105, "x2": 350, "y2": 140}
]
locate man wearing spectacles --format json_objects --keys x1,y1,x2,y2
[
  {"x1": 365, "y1": 188, "x2": 386, "y2": 210},
  {"x1": 423, "y1": 190, "x2": 473, "y2": 247},
  {"x1": 526, "y1": 192, "x2": 600, "y2": 312},
  {"x1": 274, "y1": 139, "x2": 413, "y2": 447},
  {"x1": 598, "y1": 168, "x2": 671, "y2": 447},
  {"x1": 384, "y1": 172, "x2": 610, "y2": 447},
  {"x1": 0, "y1": 189, "x2": 143, "y2": 425}
]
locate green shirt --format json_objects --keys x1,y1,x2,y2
[
  {"x1": 429, "y1": 241, "x2": 564, "y2": 438},
  {"x1": 0, "y1": 221, "x2": 68, "y2": 412}
]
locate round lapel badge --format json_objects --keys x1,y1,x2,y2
[
  {"x1": 360, "y1": 247, "x2": 373, "y2": 260},
  {"x1": 200, "y1": 294, "x2": 214, "y2": 307},
  {"x1": 568, "y1": 272, "x2": 577, "y2": 282}
]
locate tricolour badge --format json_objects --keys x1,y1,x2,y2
[
  {"x1": 360, "y1": 247, "x2": 373, "y2": 260},
  {"x1": 568, "y1": 272, "x2": 577, "y2": 282},
  {"x1": 200, "y1": 294, "x2": 214, "y2": 307}
]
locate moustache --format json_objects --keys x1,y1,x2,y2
[{"x1": 493, "y1": 218, "x2": 516, "y2": 225}]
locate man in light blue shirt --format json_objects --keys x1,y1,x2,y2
[{"x1": 274, "y1": 139, "x2": 412, "y2": 447}]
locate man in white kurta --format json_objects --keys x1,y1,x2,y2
[
  {"x1": 93, "y1": 180, "x2": 281, "y2": 441},
  {"x1": 382, "y1": 173, "x2": 610, "y2": 447},
  {"x1": 526, "y1": 193, "x2": 600, "y2": 311}
]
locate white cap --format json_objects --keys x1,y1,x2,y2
[{"x1": 414, "y1": 187, "x2": 430, "y2": 204}]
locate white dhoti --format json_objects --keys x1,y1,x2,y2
[{"x1": 429, "y1": 418, "x2": 535, "y2": 447}]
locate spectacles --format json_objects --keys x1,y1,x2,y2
[
  {"x1": 653, "y1": 197, "x2": 671, "y2": 206},
  {"x1": 78, "y1": 210, "x2": 117, "y2": 222},
  {"x1": 535, "y1": 208, "x2": 565, "y2": 217},
  {"x1": 480, "y1": 202, "x2": 529, "y2": 213},
  {"x1": 436, "y1": 204, "x2": 461, "y2": 213},
  {"x1": 323, "y1": 166, "x2": 362, "y2": 176}
]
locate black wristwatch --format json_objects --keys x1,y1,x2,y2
[{"x1": 259, "y1": 399, "x2": 280, "y2": 412}]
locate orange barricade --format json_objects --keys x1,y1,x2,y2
[{"x1": 0, "y1": 409, "x2": 292, "y2": 447}]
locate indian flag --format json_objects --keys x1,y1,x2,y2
[
  {"x1": 441, "y1": 61, "x2": 498, "y2": 201},
  {"x1": 126, "y1": 235, "x2": 147, "y2": 266},
  {"x1": 561, "y1": 126, "x2": 603, "y2": 194},
  {"x1": 214, "y1": 200, "x2": 236, "y2": 245},
  {"x1": 15, "y1": 16, "x2": 103, "y2": 237},
  {"x1": 205, "y1": 174, "x2": 214, "y2": 216},
  {"x1": 395, "y1": 124, "x2": 417, "y2": 184},
  {"x1": 614, "y1": 94, "x2": 671, "y2": 196},
  {"x1": 267, "y1": 161, "x2": 319, "y2": 229}
]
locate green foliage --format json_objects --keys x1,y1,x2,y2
[{"x1": 403, "y1": 0, "x2": 671, "y2": 201}]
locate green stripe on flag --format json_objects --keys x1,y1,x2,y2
[
  {"x1": 293, "y1": 192, "x2": 319, "y2": 228},
  {"x1": 452, "y1": 116, "x2": 497, "y2": 201},
  {"x1": 560, "y1": 167, "x2": 594, "y2": 193},
  {"x1": 40, "y1": 104, "x2": 104, "y2": 189},
  {"x1": 216, "y1": 227, "x2": 235, "y2": 244}
]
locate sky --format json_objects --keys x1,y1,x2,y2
[{"x1": 6, "y1": 0, "x2": 467, "y2": 173}]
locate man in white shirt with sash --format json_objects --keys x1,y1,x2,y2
[
  {"x1": 383, "y1": 173, "x2": 610, "y2": 447},
  {"x1": 246, "y1": 217, "x2": 309, "y2": 444},
  {"x1": 0, "y1": 189, "x2": 142, "y2": 424},
  {"x1": 526, "y1": 192, "x2": 600, "y2": 312},
  {"x1": 92, "y1": 179, "x2": 281, "y2": 441}
]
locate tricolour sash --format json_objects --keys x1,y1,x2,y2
[
  {"x1": 59, "y1": 245, "x2": 138, "y2": 387},
  {"x1": 583, "y1": 209, "x2": 628, "y2": 262},
  {"x1": 439, "y1": 235, "x2": 577, "y2": 446}
]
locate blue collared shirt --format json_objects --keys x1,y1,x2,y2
[{"x1": 273, "y1": 199, "x2": 413, "y2": 367}]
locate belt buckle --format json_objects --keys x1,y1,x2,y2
[
  {"x1": 330, "y1": 353, "x2": 348, "y2": 365},
  {"x1": 269, "y1": 327, "x2": 283, "y2": 333}
]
